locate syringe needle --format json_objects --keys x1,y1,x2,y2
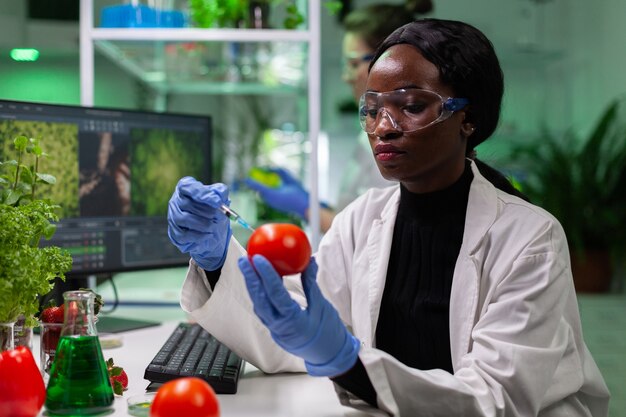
[{"x1": 219, "y1": 204, "x2": 255, "y2": 232}]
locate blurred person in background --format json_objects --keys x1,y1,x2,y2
[{"x1": 246, "y1": 1, "x2": 433, "y2": 232}]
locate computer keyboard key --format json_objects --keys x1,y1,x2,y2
[
  {"x1": 151, "y1": 352, "x2": 170, "y2": 365},
  {"x1": 227, "y1": 352, "x2": 241, "y2": 368},
  {"x1": 179, "y1": 367, "x2": 195, "y2": 376},
  {"x1": 147, "y1": 364, "x2": 164, "y2": 373}
]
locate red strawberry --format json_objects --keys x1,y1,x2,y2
[
  {"x1": 107, "y1": 358, "x2": 128, "y2": 395},
  {"x1": 53, "y1": 305, "x2": 65, "y2": 322},
  {"x1": 41, "y1": 305, "x2": 64, "y2": 324}
]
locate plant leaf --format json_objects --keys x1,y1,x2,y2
[
  {"x1": 2, "y1": 160, "x2": 18, "y2": 167},
  {"x1": 42, "y1": 222, "x2": 57, "y2": 240},
  {"x1": 13, "y1": 135, "x2": 29, "y2": 151},
  {"x1": 19, "y1": 165, "x2": 34, "y2": 183},
  {"x1": 31, "y1": 144, "x2": 43, "y2": 157},
  {"x1": 323, "y1": 0, "x2": 343, "y2": 15},
  {"x1": 113, "y1": 380, "x2": 124, "y2": 396},
  {"x1": 4, "y1": 189, "x2": 22, "y2": 206},
  {"x1": 36, "y1": 173, "x2": 57, "y2": 185}
]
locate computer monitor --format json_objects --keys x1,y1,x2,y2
[{"x1": 0, "y1": 99, "x2": 212, "y2": 279}]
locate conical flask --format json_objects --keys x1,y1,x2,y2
[{"x1": 45, "y1": 290, "x2": 114, "y2": 415}]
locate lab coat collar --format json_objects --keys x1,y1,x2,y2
[
  {"x1": 365, "y1": 191, "x2": 398, "y2": 346},
  {"x1": 463, "y1": 160, "x2": 500, "y2": 255},
  {"x1": 374, "y1": 160, "x2": 498, "y2": 246},
  {"x1": 449, "y1": 160, "x2": 500, "y2": 367}
]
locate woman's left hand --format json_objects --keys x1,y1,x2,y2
[{"x1": 238, "y1": 255, "x2": 360, "y2": 377}]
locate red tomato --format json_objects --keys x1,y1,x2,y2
[
  {"x1": 0, "y1": 346, "x2": 46, "y2": 417},
  {"x1": 247, "y1": 223, "x2": 312, "y2": 276},
  {"x1": 150, "y1": 377, "x2": 219, "y2": 417}
]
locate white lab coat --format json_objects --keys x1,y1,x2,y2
[{"x1": 180, "y1": 161, "x2": 610, "y2": 417}]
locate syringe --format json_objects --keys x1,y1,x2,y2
[{"x1": 219, "y1": 204, "x2": 255, "y2": 232}]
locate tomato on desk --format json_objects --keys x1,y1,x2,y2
[
  {"x1": 247, "y1": 223, "x2": 312, "y2": 276},
  {"x1": 150, "y1": 377, "x2": 219, "y2": 417}
]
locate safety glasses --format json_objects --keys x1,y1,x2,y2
[
  {"x1": 359, "y1": 88, "x2": 469, "y2": 134},
  {"x1": 342, "y1": 53, "x2": 375, "y2": 77}
]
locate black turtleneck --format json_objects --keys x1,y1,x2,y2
[
  {"x1": 376, "y1": 162, "x2": 472, "y2": 371},
  {"x1": 332, "y1": 162, "x2": 473, "y2": 405}
]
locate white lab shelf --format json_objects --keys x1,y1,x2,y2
[{"x1": 79, "y1": 0, "x2": 322, "y2": 247}]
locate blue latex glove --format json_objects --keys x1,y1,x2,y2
[
  {"x1": 167, "y1": 177, "x2": 232, "y2": 271},
  {"x1": 244, "y1": 168, "x2": 309, "y2": 220},
  {"x1": 239, "y1": 255, "x2": 360, "y2": 377}
]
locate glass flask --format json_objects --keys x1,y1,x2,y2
[{"x1": 45, "y1": 290, "x2": 114, "y2": 415}]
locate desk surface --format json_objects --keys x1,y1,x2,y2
[{"x1": 34, "y1": 321, "x2": 371, "y2": 417}]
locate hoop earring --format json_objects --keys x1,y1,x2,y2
[{"x1": 462, "y1": 124, "x2": 475, "y2": 138}]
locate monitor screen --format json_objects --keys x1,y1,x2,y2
[{"x1": 0, "y1": 99, "x2": 212, "y2": 277}]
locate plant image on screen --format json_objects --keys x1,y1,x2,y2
[
  {"x1": 0, "y1": 120, "x2": 79, "y2": 218},
  {"x1": 130, "y1": 128, "x2": 207, "y2": 216}
]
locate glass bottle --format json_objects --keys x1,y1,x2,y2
[
  {"x1": 14, "y1": 314, "x2": 33, "y2": 350},
  {"x1": 45, "y1": 290, "x2": 114, "y2": 415}
]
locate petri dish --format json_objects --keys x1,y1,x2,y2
[
  {"x1": 127, "y1": 392, "x2": 156, "y2": 417},
  {"x1": 99, "y1": 332, "x2": 123, "y2": 349}
]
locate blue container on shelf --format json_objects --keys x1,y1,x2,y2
[
  {"x1": 100, "y1": 4, "x2": 186, "y2": 28},
  {"x1": 158, "y1": 9, "x2": 186, "y2": 28}
]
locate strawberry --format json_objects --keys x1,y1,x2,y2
[
  {"x1": 40, "y1": 304, "x2": 64, "y2": 324},
  {"x1": 40, "y1": 303, "x2": 65, "y2": 372},
  {"x1": 107, "y1": 358, "x2": 128, "y2": 395}
]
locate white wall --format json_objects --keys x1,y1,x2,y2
[{"x1": 568, "y1": 0, "x2": 626, "y2": 136}]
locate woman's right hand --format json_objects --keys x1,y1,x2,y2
[{"x1": 167, "y1": 177, "x2": 232, "y2": 271}]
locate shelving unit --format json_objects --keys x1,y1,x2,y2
[{"x1": 78, "y1": 0, "x2": 322, "y2": 248}]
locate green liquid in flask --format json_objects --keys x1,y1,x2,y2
[{"x1": 45, "y1": 335, "x2": 114, "y2": 415}]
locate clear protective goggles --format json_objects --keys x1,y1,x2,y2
[
  {"x1": 359, "y1": 88, "x2": 469, "y2": 134},
  {"x1": 342, "y1": 53, "x2": 375, "y2": 76}
]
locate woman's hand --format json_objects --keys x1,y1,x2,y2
[
  {"x1": 167, "y1": 177, "x2": 232, "y2": 271},
  {"x1": 239, "y1": 255, "x2": 360, "y2": 377},
  {"x1": 245, "y1": 168, "x2": 309, "y2": 219}
]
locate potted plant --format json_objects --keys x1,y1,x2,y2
[
  {"x1": 507, "y1": 97, "x2": 626, "y2": 292},
  {"x1": 0, "y1": 135, "x2": 73, "y2": 350},
  {"x1": 188, "y1": 0, "x2": 341, "y2": 29}
]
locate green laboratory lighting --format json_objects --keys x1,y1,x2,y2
[{"x1": 10, "y1": 48, "x2": 40, "y2": 62}]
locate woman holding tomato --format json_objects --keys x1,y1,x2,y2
[{"x1": 168, "y1": 19, "x2": 610, "y2": 416}]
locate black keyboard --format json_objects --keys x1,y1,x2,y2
[{"x1": 144, "y1": 322, "x2": 244, "y2": 394}]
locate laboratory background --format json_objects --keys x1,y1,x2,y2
[{"x1": 0, "y1": 0, "x2": 624, "y2": 415}]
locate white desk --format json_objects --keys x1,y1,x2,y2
[{"x1": 34, "y1": 321, "x2": 372, "y2": 417}]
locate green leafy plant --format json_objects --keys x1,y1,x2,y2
[
  {"x1": 188, "y1": 0, "x2": 248, "y2": 28},
  {"x1": 505, "y1": 97, "x2": 626, "y2": 292},
  {"x1": 509, "y1": 98, "x2": 626, "y2": 255},
  {"x1": 188, "y1": 0, "x2": 341, "y2": 29},
  {"x1": 0, "y1": 136, "x2": 73, "y2": 327}
]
